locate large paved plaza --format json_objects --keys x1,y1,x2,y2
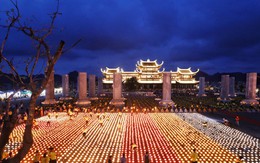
[{"x1": 6, "y1": 111, "x2": 259, "y2": 163}]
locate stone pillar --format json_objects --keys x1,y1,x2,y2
[
  {"x1": 159, "y1": 72, "x2": 174, "y2": 106},
  {"x1": 198, "y1": 77, "x2": 206, "y2": 96},
  {"x1": 76, "y1": 72, "x2": 91, "y2": 106},
  {"x1": 219, "y1": 75, "x2": 230, "y2": 101},
  {"x1": 110, "y1": 73, "x2": 125, "y2": 107},
  {"x1": 229, "y1": 77, "x2": 236, "y2": 97},
  {"x1": 62, "y1": 74, "x2": 69, "y2": 97},
  {"x1": 42, "y1": 70, "x2": 56, "y2": 105},
  {"x1": 97, "y1": 77, "x2": 103, "y2": 96},
  {"x1": 241, "y1": 73, "x2": 259, "y2": 105},
  {"x1": 89, "y1": 74, "x2": 98, "y2": 100},
  {"x1": 59, "y1": 74, "x2": 72, "y2": 101}
]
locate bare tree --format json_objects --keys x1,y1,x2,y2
[{"x1": 0, "y1": 0, "x2": 66, "y2": 161}]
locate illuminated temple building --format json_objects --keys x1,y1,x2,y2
[{"x1": 101, "y1": 59, "x2": 199, "y2": 89}]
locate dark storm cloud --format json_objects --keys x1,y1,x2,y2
[
  {"x1": 167, "y1": 0, "x2": 260, "y2": 73},
  {"x1": 1, "y1": 0, "x2": 260, "y2": 75},
  {"x1": 55, "y1": 0, "x2": 178, "y2": 52}
]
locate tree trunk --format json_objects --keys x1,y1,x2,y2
[{"x1": 8, "y1": 94, "x2": 37, "y2": 162}]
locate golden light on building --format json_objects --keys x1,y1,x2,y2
[{"x1": 101, "y1": 59, "x2": 199, "y2": 84}]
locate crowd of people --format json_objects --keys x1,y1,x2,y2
[
  {"x1": 104, "y1": 149, "x2": 200, "y2": 163},
  {"x1": 1, "y1": 146, "x2": 58, "y2": 163},
  {"x1": 31, "y1": 147, "x2": 58, "y2": 163}
]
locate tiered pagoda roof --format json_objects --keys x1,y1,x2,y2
[{"x1": 101, "y1": 59, "x2": 199, "y2": 84}]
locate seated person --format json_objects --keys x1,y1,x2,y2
[{"x1": 131, "y1": 143, "x2": 137, "y2": 151}]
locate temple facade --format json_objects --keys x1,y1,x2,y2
[{"x1": 101, "y1": 59, "x2": 199, "y2": 86}]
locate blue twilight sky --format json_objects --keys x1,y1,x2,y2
[{"x1": 1, "y1": 0, "x2": 260, "y2": 77}]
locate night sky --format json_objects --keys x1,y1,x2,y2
[{"x1": 1, "y1": 0, "x2": 260, "y2": 77}]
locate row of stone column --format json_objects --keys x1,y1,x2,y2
[
  {"x1": 42, "y1": 72, "x2": 104, "y2": 105},
  {"x1": 42, "y1": 71, "x2": 173, "y2": 107},
  {"x1": 156, "y1": 72, "x2": 258, "y2": 106},
  {"x1": 42, "y1": 71, "x2": 258, "y2": 107},
  {"x1": 198, "y1": 76, "x2": 236, "y2": 98},
  {"x1": 198, "y1": 73, "x2": 259, "y2": 105},
  {"x1": 109, "y1": 72, "x2": 174, "y2": 107}
]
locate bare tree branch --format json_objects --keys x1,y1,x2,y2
[
  {"x1": 43, "y1": 0, "x2": 61, "y2": 39},
  {"x1": 0, "y1": 0, "x2": 20, "y2": 62},
  {"x1": 62, "y1": 39, "x2": 82, "y2": 53},
  {"x1": 1, "y1": 55, "x2": 25, "y2": 86},
  {"x1": 29, "y1": 44, "x2": 42, "y2": 80}
]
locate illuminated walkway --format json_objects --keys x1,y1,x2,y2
[{"x1": 122, "y1": 114, "x2": 180, "y2": 163}]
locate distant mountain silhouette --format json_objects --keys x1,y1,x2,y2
[
  {"x1": 195, "y1": 71, "x2": 260, "y2": 85},
  {"x1": 195, "y1": 71, "x2": 245, "y2": 82},
  {"x1": 194, "y1": 71, "x2": 210, "y2": 80}
]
